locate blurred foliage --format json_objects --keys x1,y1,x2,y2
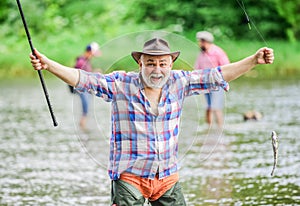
[
  {"x1": 1, "y1": 0, "x2": 300, "y2": 78},
  {"x1": 1, "y1": 0, "x2": 299, "y2": 41},
  {"x1": 124, "y1": 0, "x2": 298, "y2": 41},
  {"x1": 273, "y1": 0, "x2": 300, "y2": 42}
]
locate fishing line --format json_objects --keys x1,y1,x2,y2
[
  {"x1": 240, "y1": 0, "x2": 252, "y2": 30},
  {"x1": 235, "y1": 0, "x2": 269, "y2": 47}
]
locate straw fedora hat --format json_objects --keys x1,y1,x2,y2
[{"x1": 131, "y1": 38, "x2": 180, "y2": 63}]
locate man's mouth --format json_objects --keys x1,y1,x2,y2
[{"x1": 150, "y1": 76, "x2": 163, "y2": 82}]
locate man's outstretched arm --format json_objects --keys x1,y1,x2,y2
[
  {"x1": 30, "y1": 49, "x2": 79, "y2": 87},
  {"x1": 221, "y1": 47, "x2": 274, "y2": 82}
]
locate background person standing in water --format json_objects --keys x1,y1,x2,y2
[
  {"x1": 73, "y1": 42, "x2": 101, "y2": 130},
  {"x1": 194, "y1": 31, "x2": 230, "y2": 128}
]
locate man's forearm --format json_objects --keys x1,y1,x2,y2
[
  {"x1": 221, "y1": 54, "x2": 256, "y2": 82},
  {"x1": 44, "y1": 58, "x2": 80, "y2": 87}
]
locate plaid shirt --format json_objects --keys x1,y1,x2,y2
[{"x1": 75, "y1": 67, "x2": 229, "y2": 180}]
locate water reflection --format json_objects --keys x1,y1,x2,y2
[{"x1": 179, "y1": 125, "x2": 235, "y2": 205}]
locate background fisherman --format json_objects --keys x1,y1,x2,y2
[
  {"x1": 72, "y1": 42, "x2": 102, "y2": 131},
  {"x1": 194, "y1": 31, "x2": 230, "y2": 129},
  {"x1": 30, "y1": 38, "x2": 274, "y2": 205}
]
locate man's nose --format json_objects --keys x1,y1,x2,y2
[{"x1": 152, "y1": 64, "x2": 162, "y2": 72}]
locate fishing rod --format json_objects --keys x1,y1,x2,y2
[{"x1": 16, "y1": 0, "x2": 58, "y2": 127}]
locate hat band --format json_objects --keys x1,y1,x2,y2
[{"x1": 143, "y1": 50, "x2": 171, "y2": 53}]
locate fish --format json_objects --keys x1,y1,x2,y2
[{"x1": 271, "y1": 131, "x2": 279, "y2": 176}]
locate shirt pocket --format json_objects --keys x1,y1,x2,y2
[
  {"x1": 163, "y1": 93, "x2": 181, "y2": 121},
  {"x1": 127, "y1": 95, "x2": 150, "y2": 122}
]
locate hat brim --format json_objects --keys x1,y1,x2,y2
[{"x1": 131, "y1": 51, "x2": 180, "y2": 64}]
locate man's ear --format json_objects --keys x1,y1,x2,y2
[{"x1": 138, "y1": 60, "x2": 142, "y2": 70}]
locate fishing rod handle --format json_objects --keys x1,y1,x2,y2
[{"x1": 37, "y1": 70, "x2": 58, "y2": 127}]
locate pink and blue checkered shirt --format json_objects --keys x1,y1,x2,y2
[{"x1": 75, "y1": 67, "x2": 229, "y2": 180}]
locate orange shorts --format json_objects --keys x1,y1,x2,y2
[{"x1": 120, "y1": 172, "x2": 179, "y2": 201}]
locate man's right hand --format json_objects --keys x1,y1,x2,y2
[
  {"x1": 30, "y1": 49, "x2": 49, "y2": 70},
  {"x1": 30, "y1": 49, "x2": 80, "y2": 87}
]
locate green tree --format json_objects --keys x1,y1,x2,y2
[
  {"x1": 0, "y1": 0, "x2": 295, "y2": 42},
  {"x1": 124, "y1": 0, "x2": 290, "y2": 41},
  {"x1": 273, "y1": 0, "x2": 300, "y2": 42}
]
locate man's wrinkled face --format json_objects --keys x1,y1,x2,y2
[{"x1": 139, "y1": 54, "x2": 173, "y2": 89}]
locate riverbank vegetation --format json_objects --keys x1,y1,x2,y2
[{"x1": 1, "y1": 0, "x2": 299, "y2": 79}]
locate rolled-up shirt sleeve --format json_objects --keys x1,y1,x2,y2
[
  {"x1": 75, "y1": 70, "x2": 115, "y2": 102},
  {"x1": 210, "y1": 66, "x2": 229, "y2": 92},
  {"x1": 186, "y1": 66, "x2": 229, "y2": 96}
]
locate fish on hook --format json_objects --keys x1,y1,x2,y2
[{"x1": 271, "y1": 131, "x2": 279, "y2": 176}]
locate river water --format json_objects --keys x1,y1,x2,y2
[{"x1": 0, "y1": 78, "x2": 299, "y2": 205}]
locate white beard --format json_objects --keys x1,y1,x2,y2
[{"x1": 141, "y1": 66, "x2": 170, "y2": 89}]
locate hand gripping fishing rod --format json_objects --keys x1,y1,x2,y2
[{"x1": 16, "y1": 0, "x2": 58, "y2": 127}]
